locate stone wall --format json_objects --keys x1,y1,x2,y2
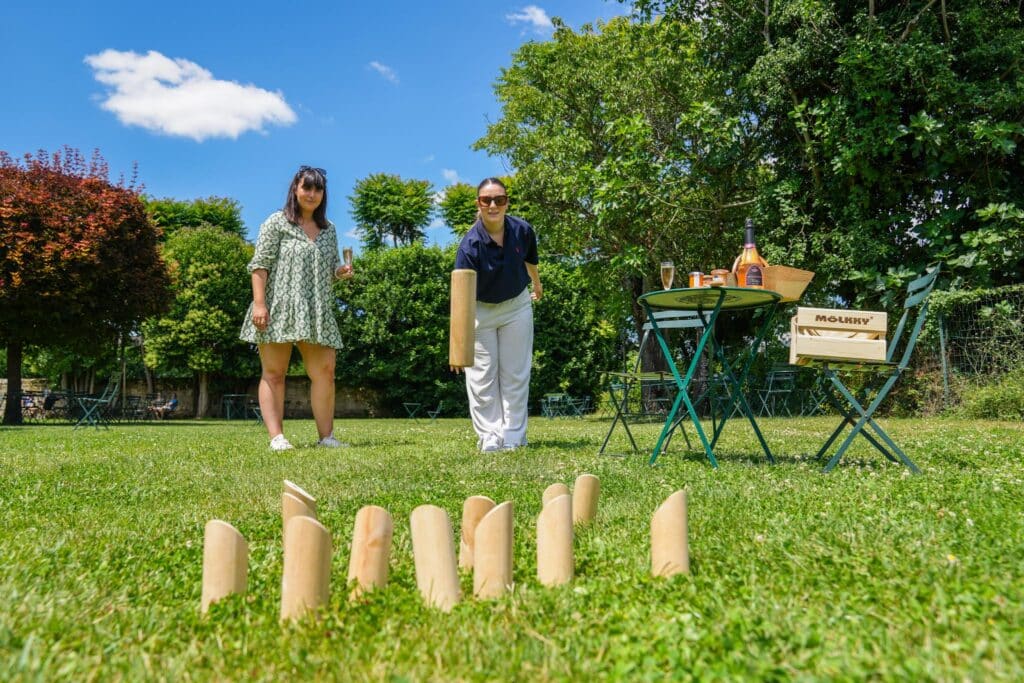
[{"x1": 1, "y1": 377, "x2": 382, "y2": 419}]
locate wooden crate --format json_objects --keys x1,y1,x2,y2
[
  {"x1": 790, "y1": 307, "x2": 887, "y2": 364},
  {"x1": 764, "y1": 265, "x2": 814, "y2": 303}
]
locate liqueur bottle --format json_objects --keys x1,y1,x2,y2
[{"x1": 732, "y1": 218, "x2": 768, "y2": 288}]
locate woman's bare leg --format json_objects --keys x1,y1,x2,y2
[
  {"x1": 297, "y1": 341, "x2": 337, "y2": 439},
  {"x1": 258, "y1": 342, "x2": 293, "y2": 439}
]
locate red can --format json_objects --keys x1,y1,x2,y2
[{"x1": 689, "y1": 271, "x2": 703, "y2": 288}]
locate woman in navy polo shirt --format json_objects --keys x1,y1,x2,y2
[{"x1": 453, "y1": 178, "x2": 543, "y2": 452}]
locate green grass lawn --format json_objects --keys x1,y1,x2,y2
[{"x1": 1, "y1": 416, "x2": 1022, "y2": 680}]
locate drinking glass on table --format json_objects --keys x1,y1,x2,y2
[
  {"x1": 660, "y1": 261, "x2": 675, "y2": 290},
  {"x1": 343, "y1": 247, "x2": 353, "y2": 268}
]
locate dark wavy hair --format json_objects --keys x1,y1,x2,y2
[{"x1": 283, "y1": 167, "x2": 329, "y2": 230}]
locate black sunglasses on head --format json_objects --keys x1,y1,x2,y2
[{"x1": 298, "y1": 165, "x2": 327, "y2": 178}]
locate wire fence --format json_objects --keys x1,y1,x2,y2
[{"x1": 924, "y1": 285, "x2": 1024, "y2": 407}]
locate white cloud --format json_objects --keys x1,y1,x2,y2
[
  {"x1": 506, "y1": 5, "x2": 553, "y2": 33},
  {"x1": 84, "y1": 49, "x2": 296, "y2": 141},
  {"x1": 368, "y1": 61, "x2": 399, "y2": 84},
  {"x1": 345, "y1": 227, "x2": 360, "y2": 239},
  {"x1": 442, "y1": 168, "x2": 461, "y2": 184}
]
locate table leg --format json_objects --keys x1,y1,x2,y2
[
  {"x1": 706, "y1": 304, "x2": 778, "y2": 463},
  {"x1": 644, "y1": 300, "x2": 720, "y2": 468}
]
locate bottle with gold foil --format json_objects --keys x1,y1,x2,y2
[{"x1": 732, "y1": 218, "x2": 768, "y2": 288}]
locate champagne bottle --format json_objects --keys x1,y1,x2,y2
[{"x1": 732, "y1": 218, "x2": 768, "y2": 288}]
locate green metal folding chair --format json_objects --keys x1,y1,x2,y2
[
  {"x1": 755, "y1": 364, "x2": 798, "y2": 417},
  {"x1": 74, "y1": 375, "x2": 119, "y2": 430},
  {"x1": 599, "y1": 310, "x2": 703, "y2": 456},
  {"x1": 796, "y1": 266, "x2": 941, "y2": 473}
]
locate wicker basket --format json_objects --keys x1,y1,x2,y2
[{"x1": 764, "y1": 265, "x2": 814, "y2": 303}]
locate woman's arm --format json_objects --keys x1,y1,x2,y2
[
  {"x1": 251, "y1": 269, "x2": 269, "y2": 330},
  {"x1": 526, "y1": 262, "x2": 542, "y2": 301}
]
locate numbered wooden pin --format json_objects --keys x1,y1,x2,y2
[
  {"x1": 537, "y1": 494, "x2": 573, "y2": 586},
  {"x1": 572, "y1": 474, "x2": 600, "y2": 525},
  {"x1": 201, "y1": 520, "x2": 248, "y2": 613},
  {"x1": 347, "y1": 505, "x2": 393, "y2": 599},
  {"x1": 473, "y1": 501, "x2": 514, "y2": 599},
  {"x1": 542, "y1": 483, "x2": 570, "y2": 507},
  {"x1": 283, "y1": 492, "x2": 316, "y2": 545},
  {"x1": 280, "y1": 515, "x2": 332, "y2": 622},
  {"x1": 410, "y1": 505, "x2": 461, "y2": 611},
  {"x1": 458, "y1": 495, "x2": 496, "y2": 570},
  {"x1": 651, "y1": 489, "x2": 689, "y2": 578},
  {"x1": 283, "y1": 480, "x2": 317, "y2": 514}
]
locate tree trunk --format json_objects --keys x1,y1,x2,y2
[
  {"x1": 3, "y1": 341, "x2": 24, "y2": 425},
  {"x1": 196, "y1": 371, "x2": 209, "y2": 418}
]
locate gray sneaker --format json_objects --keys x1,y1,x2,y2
[{"x1": 317, "y1": 434, "x2": 350, "y2": 448}]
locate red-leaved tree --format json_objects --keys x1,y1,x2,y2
[{"x1": 0, "y1": 147, "x2": 170, "y2": 424}]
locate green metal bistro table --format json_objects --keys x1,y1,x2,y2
[
  {"x1": 638, "y1": 286, "x2": 782, "y2": 467},
  {"x1": 222, "y1": 394, "x2": 250, "y2": 420}
]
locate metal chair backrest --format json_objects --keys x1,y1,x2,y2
[
  {"x1": 96, "y1": 375, "x2": 120, "y2": 402},
  {"x1": 889, "y1": 265, "x2": 941, "y2": 369},
  {"x1": 636, "y1": 310, "x2": 705, "y2": 372}
]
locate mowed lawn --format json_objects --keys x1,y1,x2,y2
[{"x1": 1, "y1": 415, "x2": 1021, "y2": 681}]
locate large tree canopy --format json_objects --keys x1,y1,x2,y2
[
  {"x1": 142, "y1": 226, "x2": 256, "y2": 417},
  {"x1": 476, "y1": 17, "x2": 756, "y2": 338},
  {"x1": 349, "y1": 173, "x2": 434, "y2": 249},
  {"x1": 0, "y1": 147, "x2": 169, "y2": 424},
  {"x1": 622, "y1": 0, "x2": 1024, "y2": 300}
]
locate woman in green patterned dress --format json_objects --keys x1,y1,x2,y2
[{"x1": 240, "y1": 166, "x2": 353, "y2": 451}]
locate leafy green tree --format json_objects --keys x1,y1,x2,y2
[
  {"x1": 0, "y1": 147, "x2": 169, "y2": 424},
  {"x1": 438, "y1": 182, "x2": 479, "y2": 238},
  {"x1": 625, "y1": 0, "x2": 1024, "y2": 298},
  {"x1": 476, "y1": 17, "x2": 755, "y2": 346},
  {"x1": 144, "y1": 196, "x2": 246, "y2": 239},
  {"x1": 141, "y1": 227, "x2": 256, "y2": 417},
  {"x1": 349, "y1": 173, "x2": 434, "y2": 249}
]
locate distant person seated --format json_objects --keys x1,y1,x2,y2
[
  {"x1": 22, "y1": 394, "x2": 42, "y2": 419},
  {"x1": 149, "y1": 393, "x2": 179, "y2": 420}
]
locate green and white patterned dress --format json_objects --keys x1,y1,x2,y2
[{"x1": 239, "y1": 211, "x2": 344, "y2": 349}]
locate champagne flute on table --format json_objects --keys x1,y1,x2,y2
[{"x1": 660, "y1": 261, "x2": 675, "y2": 290}]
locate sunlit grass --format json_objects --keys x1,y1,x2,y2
[{"x1": 1, "y1": 416, "x2": 1022, "y2": 680}]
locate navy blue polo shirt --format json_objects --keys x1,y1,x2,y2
[{"x1": 455, "y1": 215, "x2": 538, "y2": 304}]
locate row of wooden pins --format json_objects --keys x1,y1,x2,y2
[{"x1": 201, "y1": 476, "x2": 689, "y2": 619}]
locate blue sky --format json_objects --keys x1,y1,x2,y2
[{"x1": 1, "y1": 1, "x2": 630, "y2": 251}]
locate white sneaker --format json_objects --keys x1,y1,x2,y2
[
  {"x1": 269, "y1": 434, "x2": 294, "y2": 451},
  {"x1": 317, "y1": 434, "x2": 349, "y2": 448},
  {"x1": 480, "y1": 437, "x2": 503, "y2": 453}
]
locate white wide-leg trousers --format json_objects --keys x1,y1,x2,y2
[{"x1": 465, "y1": 288, "x2": 534, "y2": 449}]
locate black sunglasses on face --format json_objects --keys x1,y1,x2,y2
[
  {"x1": 477, "y1": 195, "x2": 508, "y2": 207},
  {"x1": 299, "y1": 165, "x2": 327, "y2": 177}
]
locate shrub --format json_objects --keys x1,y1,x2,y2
[{"x1": 959, "y1": 367, "x2": 1024, "y2": 420}]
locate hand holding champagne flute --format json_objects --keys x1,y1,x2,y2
[
  {"x1": 661, "y1": 261, "x2": 675, "y2": 290},
  {"x1": 337, "y1": 246, "x2": 354, "y2": 279}
]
